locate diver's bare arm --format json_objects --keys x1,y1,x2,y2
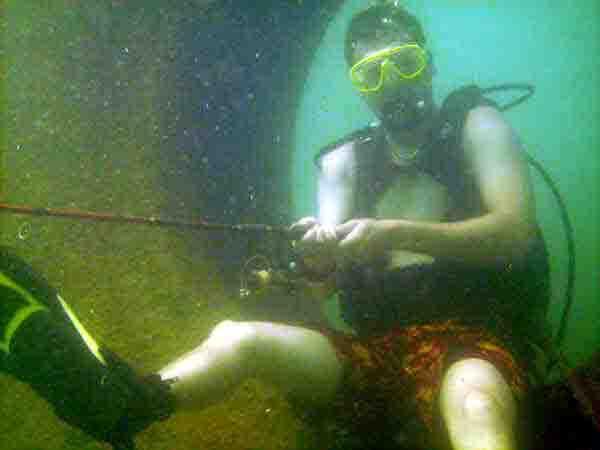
[
  {"x1": 316, "y1": 146, "x2": 357, "y2": 226},
  {"x1": 376, "y1": 214, "x2": 534, "y2": 266},
  {"x1": 297, "y1": 146, "x2": 358, "y2": 276},
  {"x1": 372, "y1": 107, "x2": 537, "y2": 266}
]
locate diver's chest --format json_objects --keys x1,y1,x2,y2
[{"x1": 370, "y1": 169, "x2": 451, "y2": 221}]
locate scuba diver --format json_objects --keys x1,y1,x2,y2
[
  {"x1": 154, "y1": 2, "x2": 552, "y2": 450},
  {"x1": 0, "y1": 247, "x2": 175, "y2": 450}
]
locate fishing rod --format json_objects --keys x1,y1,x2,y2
[{"x1": 0, "y1": 202, "x2": 291, "y2": 235}]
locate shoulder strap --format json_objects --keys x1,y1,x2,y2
[
  {"x1": 314, "y1": 125, "x2": 382, "y2": 169},
  {"x1": 435, "y1": 84, "x2": 499, "y2": 143},
  {"x1": 417, "y1": 84, "x2": 499, "y2": 172}
]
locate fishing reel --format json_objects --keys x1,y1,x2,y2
[{"x1": 239, "y1": 254, "x2": 304, "y2": 299}]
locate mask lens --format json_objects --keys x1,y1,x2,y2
[
  {"x1": 389, "y1": 46, "x2": 426, "y2": 77},
  {"x1": 354, "y1": 60, "x2": 383, "y2": 88}
]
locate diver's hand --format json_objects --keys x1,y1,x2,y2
[
  {"x1": 289, "y1": 216, "x2": 338, "y2": 276},
  {"x1": 335, "y1": 218, "x2": 386, "y2": 262},
  {"x1": 289, "y1": 216, "x2": 338, "y2": 246},
  {"x1": 289, "y1": 216, "x2": 318, "y2": 236}
]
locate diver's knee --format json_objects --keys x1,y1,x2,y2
[
  {"x1": 208, "y1": 320, "x2": 257, "y2": 351},
  {"x1": 441, "y1": 358, "x2": 516, "y2": 425},
  {"x1": 210, "y1": 319, "x2": 256, "y2": 340},
  {"x1": 462, "y1": 389, "x2": 498, "y2": 423},
  {"x1": 442, "y1": 358, "x2": 510, "y2": 394}
]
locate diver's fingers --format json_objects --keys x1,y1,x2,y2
[
  {"x1": 338, "y1": 222, "x2": 363, "y2": 250},
  {"x1": 289, "y1": 216, "x2": 318, "y2": 233},
  {"x1": 301, "y1": 226, "x2": 335, "y2": 249},
  {"x1": 302, "y1": 225, "x2": 320, "y2": 244},
  {"x1": 316, "y1": 224, "x2": 337, "y2": 243},
  {"x1": 335, "y1": 220, "x2": 360, "y2": 239}
]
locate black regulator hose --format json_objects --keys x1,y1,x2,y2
[
  {"x1": 487, "y1": 83, "x2": 576, "y2": 365},
  {"x1": 524, "y1": 153, "x2": 577, "y2": 357},
  {"x1": 482, "y1": 83, "x2": 536, "y2": 112}
]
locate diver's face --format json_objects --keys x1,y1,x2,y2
[{"x1": 351, "y1": 36, "x2": 435, "y2": 134}]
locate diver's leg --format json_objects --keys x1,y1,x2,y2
[
  {"x1": 158, "y1": 320, "x2": 343, "y2": 409},
  {"x1": 439, "y1": 358, "x2": 517, "y2": 450},
  {"x1": 1, "y1": 247, "x2": 173, "y2": 449}
]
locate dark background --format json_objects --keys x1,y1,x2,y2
[{"x1": 161, "y1": 0, "x2": 344, "y2": 284}]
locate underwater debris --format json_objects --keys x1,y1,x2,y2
[{"x1": 17, "y1": 222, "x2": 31, "y2": 240}]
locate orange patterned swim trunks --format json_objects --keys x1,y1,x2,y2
[{"x1": 318, "y1": 320, "x2": 529, "y2": 449}]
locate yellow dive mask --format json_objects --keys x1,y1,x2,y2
[{"x1": 349, "y1": 43, "x2": 428, "y2": 93}]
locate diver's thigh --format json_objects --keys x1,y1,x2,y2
[
  {"x1": 249, "y1": 321, "x2": 343, "y2": 406},
  {"x1": 439, "y1": 358, "x2": 517, "y2": 450},
  {"x1": 159, "y1": 320, "x2": 342, "y2": 408}
]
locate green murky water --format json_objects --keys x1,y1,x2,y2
[{"x1": 2, "y1": 1, "x2": 598, "y2": 449}]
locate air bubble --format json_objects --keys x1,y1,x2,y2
[{"x1": 17, "y1": 222, "x2": 31, "y2": 240}]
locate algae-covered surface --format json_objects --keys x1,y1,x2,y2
[{"x1": 1, "y1": 1, "x2": 323, "y2": 449}]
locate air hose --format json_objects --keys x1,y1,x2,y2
[{"x1": 490, "y1": 83, "x2": 576, "y2": 368}]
